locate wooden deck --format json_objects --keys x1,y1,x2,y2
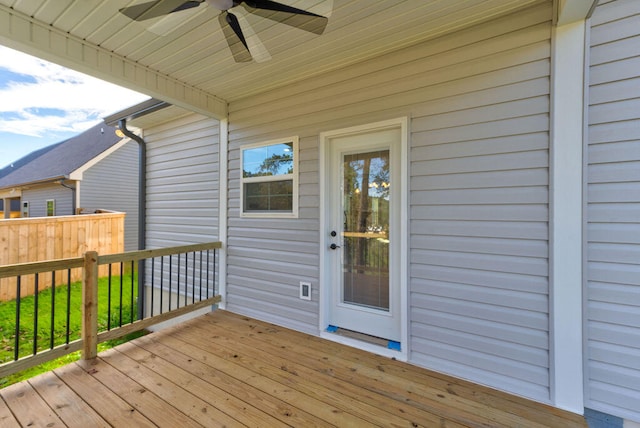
[{"x1": 0, "y1": 310, "x2": 587, "y2": 427}]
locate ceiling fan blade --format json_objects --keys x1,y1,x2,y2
[
  {"x1": 235, "y1": 12, "x2": 272, "y2": 63},
  {"x1": 219, "y1": 12, "x2": 253, "y2": 62},
  {"x1": 242, "y1": 0, "x2": 328, "y2": 34},
  {"x1": 120, "y1": 0, "x2": 202, "y2": 21}
]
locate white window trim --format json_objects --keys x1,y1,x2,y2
[
  {"x1": 46, "y1": 199, "x2": 56, "y2": 216},
  {"x1": 240, "y1": 136, "x2": 299, "y2": 218}
]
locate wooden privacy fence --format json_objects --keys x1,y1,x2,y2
[{"x1": 0, "y1": 211, "x2": 124, "y2": 301}]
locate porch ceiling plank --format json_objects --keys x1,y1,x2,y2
[
  {"x1": 0, "y1": 377, "x2": 66, "y2": 427},
  {"x1": 0, "y1": 3, "x2": 228, "y2": 120},
  {"x1": 1, "y1": 0, "x2": 553, "y2": 107}
]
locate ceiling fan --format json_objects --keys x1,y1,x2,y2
[{"x1": 119, "y1": 0, "x2": 330, "y2": 63}]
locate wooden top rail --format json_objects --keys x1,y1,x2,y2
[
  {"x1": 0, "y1": 257, "x2": 84, "y2": 279},
  {"x1": 98, "y1": 242, "x2": 222, "y2": 265},
  {"x1": 0, "y1": 242, "x2": 222, "y2": 279}
]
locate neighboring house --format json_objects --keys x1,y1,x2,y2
[
  {"x1": 2, "y1": 0, "x2": 639, "y2": 426},
  {"x1": 0, "y1": 123, "x2": 140, "y2": 251}
]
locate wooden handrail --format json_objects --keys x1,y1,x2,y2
[
  {"x1": 0, "y1": 241, "x2": 223, "y2": 377},
  {"x1": 98, "y1": 242, "x2": 222, "y2": 265},
  {"x1": 0, "y1": 257, "x2": 84, "y2": 279}
]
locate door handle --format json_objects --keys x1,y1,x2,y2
[{"x1": 329, "y1": 243, "x2": 341, "y2": 250}]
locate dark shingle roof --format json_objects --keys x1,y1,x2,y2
[{"x1": 0, "y1": 122, "x2": 122, "y2": 188}]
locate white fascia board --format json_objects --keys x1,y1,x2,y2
[
  {"x1": 0, "y1": 189, "x2": 22, "y2": 199},
  {"x1": 69, "y1": 138, "x2": 131, "y2": 181},
  {"x1": 549, "y1": 19, "x2": 587, "y2": 414},
  {"x1": 555, "y1": 0, "x2": 597, "y2": 25},
  {"x1": 0, "y1": 4, "x2": 227, "y2": 120}
]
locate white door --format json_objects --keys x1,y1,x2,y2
[{"x1": 325, "y1": 126, "x2": 402, "y2": 342}]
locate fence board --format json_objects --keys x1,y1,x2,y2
[{"x1": 0, "y1": 212, "x2": 125, "y2": 300}]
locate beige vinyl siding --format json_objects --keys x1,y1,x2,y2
[
  {"x1": 586, "y1": 0, "x2": 640, "y2": 421},
  {"x1": 143, "y1": 114, "x2": 220, "y2": 304},
  {"x1": 145, "y1": 114, "x2": 220, "y2": 247},
  {"x1": 22, "y1": 186, "x2": 73, "y2": 217},
  {"x1": 226, "y1": 2, "x2": 552, "y2": 401},
  {"x1": 80, "y1": 140, "x2": 139, "y2": 251}
]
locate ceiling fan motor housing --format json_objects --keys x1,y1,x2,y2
[{"x1": 206, "y1": 0, "x2": 240, "y2": 11}]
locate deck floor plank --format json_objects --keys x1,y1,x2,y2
[
  {"x1": 0, "y1": 376, "x2": 66, "y2": 427},
  {"x1": 172, "y1": 314, "x2": 460, "y2": 428},
  {"x1": 28, "y1": 370, "x2": 109, "y2": 428},
  {"x1": 135, "y1": 332, "x2": 361, "y2": 426},
  {"x1": 212, "y1": 310, "x2": 588, "y2": 428},
  {"x1": 0, "y1": 310, "x2": 588, "y2": 428},
  {"x1": 107, "y1": 342, "x2": 285, "y2": 427},
  {"x1": 204, "y1": 311, "x2": 535, "y2": 428},
  {"x1": 0, "y1": 394, "x2": 20, "y2": 428},
  {"x1": 54, "y1": 362, "x2": 157, "y2": 427},
  {"x1": 83, "y1": 356, "x2": 204, "y2": 428}
]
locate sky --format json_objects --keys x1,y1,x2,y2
[{"x1": 0, "y1": 45, "x2": 150, "y2": 169}]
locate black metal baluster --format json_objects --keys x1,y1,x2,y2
[
  {"x1": 150, "y1": 257, "x2": 155, "y2": 318},
  {"x1": 130, "y1": 260, "x2": 135, "y2": 323},
  {"x1": 199, "y1": 251, "x2": 203, "y2": 301},
  {"x1": 14, "y1": 276, "x2": 21, "y2": 361},
  {"x1": 160, "y1": 256, "x2": 164, "y2": 314},
  {"x1": 107, "y1": 264, "x2": 112, "y2": 331},
  {"x1": 50, "y1": 271, "x2": 55, "y2": 349},
  {"x1": 213, "y1": 249, "x2": 217, "y2": 297},
  {"x1": 206, "y1": 250, "x2": 210, "y2": 299},
  {"x1": 177, "y1": 252, "x2": 181, "y2": 309},
  {"x1": 33, "y1": 273, "x2": 39, "y2": 355},
  {"x1": 119, "y1": 263, "x2": 124, "y2": 327},
  {"x1": 65, "y1": 269, "x2": 71, "y2": 344},
  {"x1": 168, "y1": 255, "x2": 172, "y2": 312},
  {"x1": 191, "y1": 251, "x2": 196, "y2": 305}
]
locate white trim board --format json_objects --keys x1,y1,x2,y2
[{"x1": 549, "y1": 18, "x2": 587, "y2": 413}]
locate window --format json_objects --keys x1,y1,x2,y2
[
  {"x1": 21, "y1": 201, "x2": 29, "y2": 218},
  {"x1": 241, "y1": 137, "x2": 298, "y2": 217},
  {"x1": 46, "y1": 199, "x2": 55, "y2": 216}
]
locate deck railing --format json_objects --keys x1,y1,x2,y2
[{"x1": 0, "y1": 242, "x2": 222, "y2": 378}]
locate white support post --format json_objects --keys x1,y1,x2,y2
[
  {"x1": 217, "y1": 118, "x2": 228, "y2": 309},
  {"x1": 549, "y1": 19, "x2": 587, "y2": 413}
]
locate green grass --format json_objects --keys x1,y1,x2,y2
[{"x1": 0, "y1": 272, "x2": 146, "y2": 387}]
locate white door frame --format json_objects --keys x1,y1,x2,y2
[{"x1": 319, "y1": 117, "x2": 409, "y2": 361}]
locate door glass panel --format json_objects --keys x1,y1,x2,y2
[{"x1": 342, "y1": 150, "x2": 390, "y2": 311}]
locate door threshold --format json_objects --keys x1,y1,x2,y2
[{"x1": 321, "y1": 326, "x2": 406, "y2": 361}]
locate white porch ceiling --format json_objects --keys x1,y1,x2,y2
[{"x1": 0, "y1": 0, "x2": 560, "y2": 119}]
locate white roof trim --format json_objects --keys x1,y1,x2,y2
[
  {"x1": 555, "y1": 0, "x2": 597, "y2": 25},
  {"x1": 0, "y1": 4, "x2": 228, "y2": 120}
]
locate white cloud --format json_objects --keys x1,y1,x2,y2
[{"x1": 0, "y1": 45, "x2": 149, "y2": 137}]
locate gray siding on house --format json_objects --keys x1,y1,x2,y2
[
  {"x1": 80, "y1": 140, "x2": 139, "y2": 251},
  {"x1": 226, "y1": 3, "x2": 552, "y2": 401},
  {"x1": 145, "y1": 114, "x2": 219, "y2": 247},
  {"x1": 22, "y1": 185, "x2": 73, "y2": 217},
  {"x1": 586, "y1": 0, "x2": 640, "y2": 421}
]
